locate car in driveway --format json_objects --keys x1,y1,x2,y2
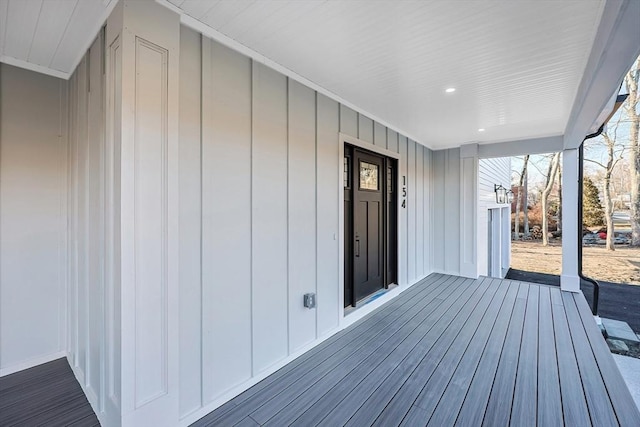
[
  {"x1": 614, "y1": 233, "x2": 631, "y2": 245},
  {"x1": 583, "y1": 233, "x2": 599, "y2": 245}
]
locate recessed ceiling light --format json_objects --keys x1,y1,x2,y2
[
  {"x1": 445, "y1": 88, "x2": 456, "y2": 93},
  {"x1": 478, "y1": 128, "x2": 485, "y2": 132}
]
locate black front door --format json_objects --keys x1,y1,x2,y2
[
  {"x1": 353, "y1": 149, "x2": 385, "y2": 301},
  {"x1": 345, "y1": 145, "x2": 397, "y2": 307}
]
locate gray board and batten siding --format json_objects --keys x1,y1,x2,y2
[
  {"x1": 0, "y1": 63, "x2": 68, "y2": 375},
  {"x1": 177, "y1": 25, "x2": 444, "y2": 418}
]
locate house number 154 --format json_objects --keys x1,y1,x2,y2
[{"x1": 401, "y1": 176, "x2": 407, "y2": 209}]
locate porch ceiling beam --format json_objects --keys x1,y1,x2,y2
[
  {"x1": 563, "y1": 0, "x2": 640, "y2": 149},
  {"x1": 477, "y1": 135, "x2": 563, "y2": 159}
]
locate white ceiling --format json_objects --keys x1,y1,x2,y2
[
  {"x1": 1, "y1": 0, "x2": 633, "y2": 149},
  {"x1": 0, "y1": 0, "x2": 116, "y2": 79},
  {"x1": 168, "y1": 0, "x2": 608, "y2": 148}
]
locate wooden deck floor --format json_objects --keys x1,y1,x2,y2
[
  {"x1": 0, "y1": 357, "x2": 99, "y2": 426},
  {"x1": 192, "y1": 274, "x2": 640, "y2": 427}
]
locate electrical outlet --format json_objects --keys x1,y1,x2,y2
[{"x1": 303, "y1": 293, "x2": 316, "y2": 309}]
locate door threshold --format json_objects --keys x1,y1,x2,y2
[{"x1": 344, "y1": 284, "x2": 398, "y2": 316}]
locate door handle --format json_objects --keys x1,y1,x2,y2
[{"x1": 355, "y1": 237, "x2": 360, "y2": 257}]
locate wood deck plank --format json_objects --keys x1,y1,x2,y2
[
  {"x1": 482, "y1": 283, "x2": 530, "y2": 427},
  {"x1": 230, "y1": 274, "x2": 445, "y2": 407},
  {"x1": 0, "y1": 358, "x2": 70, "y2": 393},
  {"x1": 551, "y1": 296, "x2": 592, "y2": 427},
  {"x1": 229, "y1": 274, "x2": 445, "y2": 407},
  {"x1": 263, "y1": 277, "x2": 479, "y2": 427},
  {"x1": 292, "y1": 277, "x2": 485, "y2": 427},
  {"x1": 210, "y1": 275, "x2": 461, "y2": 426},
  {"x1": 400, "y1": 279, "x2": 511, "y2": 426},
  {"x1": 176, "y1": 274, "x2": 638, "y2": 427},
  {"x1": 562, "y1": 291, "x2": 619, "y2": 426},
  {"x1": 233, "y1": 416, "x2": 260, "y2": 427},
  {"x1": 370, "y1": 278, "x2": 502, "y2": 427},
  {"x1": 0, "y1": 358, "x2": 99, "y2": 426},
  {"x1": 572, "y1": 292, "x2": 640, "y2": 426},
  {"x1": 510, "y1": 284, "x2": 539, "y2": 427},
  {"x1": 537, "y1": 286, "x2": 563, "y2": 427},
  {"x1": 427, "y1": 280, "x2": 520, "y2": 426},
  {"x1": 455, "y1": 282, "x2": 525, "y2": 426}
]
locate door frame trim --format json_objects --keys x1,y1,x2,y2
[{"x1": 338, "y1": 133, "x2": 401, "y2": 323}]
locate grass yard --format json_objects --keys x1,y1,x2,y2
[{"x1": 510, "y1": 240, "x2": 640, "y2": 285}]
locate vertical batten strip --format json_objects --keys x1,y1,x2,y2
[
  {"x1": 200, "y1": 35, "x2": 213, "y2": 405},
  {"x1": 249, "y1": 58, "x2": 254, "y2": 377},
  {"x1": 250, "y1": 61, "x2": 288, "y2": 374},
  {"x1": 177, "y1": 25, "x2": 203, "y2": 417},
  {"x1": 287, "y1": 80, "x2": 318, "y2": 352},
  {"x1": 417, "y1": 143, "x2": 422, "y2": 277},
  {"x1": 198, "y1": 33, "x2": 203, "y2": 411},
  {"x1": 315, "y1": 91, "x2": 319, "y2": 338},
  {"x1": 286, "y1": 76, "x2": 290, "y2": 355},
  {"x1": 316, "y1": 94, "x2": 340, "y2": 336},
  {"x1": 398, "y1": 135, "x2": 408, "y2": 286},
  {"x1": 407, "y1": 140, "x2": 416, "y2": 282}
]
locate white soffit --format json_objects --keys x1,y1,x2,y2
[
  {"x1": 2, "y1": 0, "x2": 632, "y2": 151},
  {"x1": 0, "y1": 0, "x2": 117, "y2": 79},
  {"x1": 169, "y1": 0, "x2": 608, "y2": 149}
]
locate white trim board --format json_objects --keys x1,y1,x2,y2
[
  {"x1": 65, "y1": 0, "x2": 119, "y2": 83},
  {"x1": 154, "y1": 0, "x2": 427, "y2": 151},
  {"x1": 0, "y1": 351, "x2": 67, "y2": 377},
  {"x1": 340, "y1": 132, "x2": 401, "y2": 160},
  {"x1": 0, "y1": 55, "x2": 70, "y2": 80},
  {"x1": 477, "y1": 135, "x2": 564, "y2": 159},
  {"x1": 563, "y1": 0, "x2": 640, "y2": 148}
]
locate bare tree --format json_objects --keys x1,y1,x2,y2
[
  {"x1": 557, "y1": 166, "x2": 562, "y2": 232},
  {"x1": 585, "y1": 117, "x2": 625, "y2": 251},
  {"x1": 601, "y1": 129, "x2": 618, "y2": 250},
  {"x1": 523, "y1": 169, "x2": 529, "y2": 237},
  {"x1": 625, "y1": 57, "x2": 639, "y2": 246},
  {"x1": 513, "y1": 155, "x2": 529, "y2": 240},
  {"x1": 542, "y1": 152, "x2": 561, "y2": 246}
]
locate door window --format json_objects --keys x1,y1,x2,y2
[{"x1": 359, "y1": 161, "x2": 379, "y2": 190}]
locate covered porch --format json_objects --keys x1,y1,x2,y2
[
  {"x1": 3, "y1": 274, "x2": 638, "y2": 426},
  {"x1": 190, "y1": 274, "x2": 639, "y2": 426},
  {"x1": 1, "y1": 1, "x2": 640, "y2": 426}
]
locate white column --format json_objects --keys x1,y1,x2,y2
[
  {"x1": 460, "y1": 144, "x2": 479, "y2": 278},
  {"x1": 561, "y1": 148, "x2": 580, "y2": 292},
  {"x1": 106, "y1": 1, "x2": 181, "y2": 426}
]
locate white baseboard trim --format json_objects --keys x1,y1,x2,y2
[
  {"x1": 178, "y1": 271, "x2": 436, "y2": 426},
  {"x1": 0, "y1": 351, "x2": 67, "y2": 377},
  {"x1": 178, "y1": 332, "x2": 339, "y2": 426},
  {"x1": 431, "y1": 269, "x2": 465, "y2": 277}
]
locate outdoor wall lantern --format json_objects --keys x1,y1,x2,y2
[
  {"x1": 494, "y1": 184, "x2": 508, "y2": 204},
  {"x1": 506, "y1": 189, "x2": 515, "y2": 204}
]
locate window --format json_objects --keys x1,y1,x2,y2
[
  {"x1": 360, "y1": 161, "x2": 378, "y2": 190},
  {"x1": 344, "y1": 156, "x2": 350, "y2": 188}
]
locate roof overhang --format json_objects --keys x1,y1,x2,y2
[
  {"x1": 1, "y1": 0, "x2": 638, "y2": 152},
  {"x1": 562, "y1": 0, "x2": 640, "y2": 150}
]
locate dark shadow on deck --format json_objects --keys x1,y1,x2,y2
[
  {"x1": 192, "y1": 274, "x2": 640, "y2": 427},
  {"x1": 506, "y1": 268, "x2": 640, "y2": 332},
  {"x1": 0, "y1": 357, "x2": 99, "y2": 427}
]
